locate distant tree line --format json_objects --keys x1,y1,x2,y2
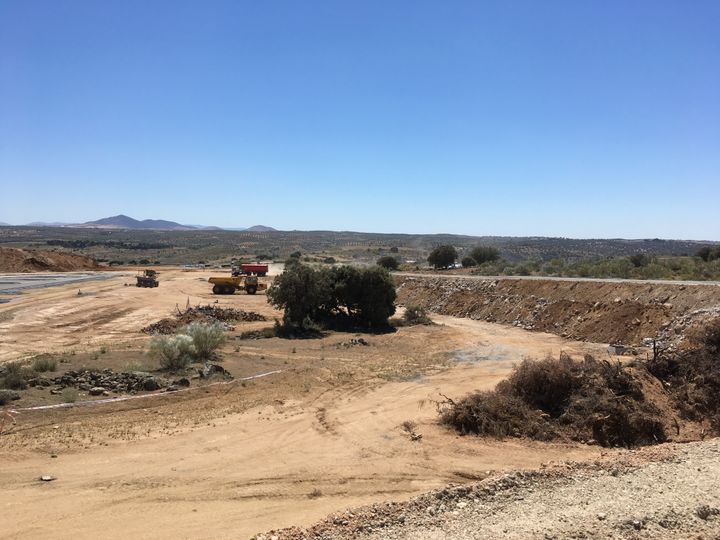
[
  {"x1": 427, "y1": 244, "x2": 501, "y2": 269},
  {"x1": 47, "y1": 239, "x2": 167, "y2": 250}
]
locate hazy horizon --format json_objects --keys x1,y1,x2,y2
[{"x1": 1, "y1": 1, "x2": 718, "y2": 239}]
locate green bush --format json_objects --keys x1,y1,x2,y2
[
  {"x1": 427, "y1": 245, "x2": 457, "y2": 269},
  {"x1": 180, "y1": 322, "x2": 226, "y2": 360},
  {"x1": 470, "y1": 246, "x2": 500, "y2": 265},
  {"x1": 32, "y1": 356, "x2": 57, "y2": 373},
  {"x1": 377, "y1": 256, "x2": 399, "y2": 271},
  {"x1": 461, "y1": 256, "x2": 476, "y2": 268},
  {"x1": 149, "y1": 334, "x2": 196, "y2": 370}
]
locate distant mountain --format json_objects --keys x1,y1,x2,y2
[
  {"x1": 0, "y1": 221, "x2": 10, "y2": 226},
  {"x1": 73, "y1": 215, "x2": 196, "y2": 231},
  {"x1": 13, "y1": 215, "x2": 277, "y2": 232}
]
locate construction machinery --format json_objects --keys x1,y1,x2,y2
[
  {"x1": 231, "y1": 263, "x2": 269, "y2": 277},
  {"x1": 209, "y1": 274, "x2": 267, "y2": 295},
  {"x1": 136, "y1": 269, "x2": 159, "y2": 288}
]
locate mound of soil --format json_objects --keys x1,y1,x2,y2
[
  {"x1": 0, "y1": 247, "x2": 100, "y2": 272},
  {"x1": 142, "y1": 305, "x2": 267, "y2": 334}
]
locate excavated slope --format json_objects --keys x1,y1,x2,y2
[
  {"x1": 395, "y1": 276, "x2": 720, "y2": 345},
  {"x1": 0, "y1": 247, "x2": 101, "y2": 272}
]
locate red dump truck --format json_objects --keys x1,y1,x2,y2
[{"x1": 231, "y1": 263, "x2": 269, "y2": 277}]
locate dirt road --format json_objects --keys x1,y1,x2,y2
[{"x1": 397, "y1": 271, "x2": 720, "y2": 287}]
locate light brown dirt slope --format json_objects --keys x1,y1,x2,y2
[
  {"x1": 0, "y1": 247, "x2": 100, "y2": 272},
  {"x1": 395, "y1": 275, "x2": 720, "y2": 346}
]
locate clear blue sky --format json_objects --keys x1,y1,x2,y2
[{"x1": 1, "y1": 1, "x2": 718, "y2": 239}]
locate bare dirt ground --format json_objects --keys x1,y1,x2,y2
[
  {"x1": 2, "y1": 270, "x2": 718, "y2": 539},
  {"x1": 0, "y1": 269, "x2": 617, "y2": 539},
  {"x1": 265, "y1": 439, "x2": 720, "y2": 540}
]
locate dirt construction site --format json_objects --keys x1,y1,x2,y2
[{"x1": 2, "y1": 268, "x2": 720, "y2": 539}]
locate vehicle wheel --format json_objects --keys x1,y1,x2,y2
[
  {"x1": 225, "y1": 285, "x2": 235, "y2": 295},
  {"x1": 212, "y1": 284, "x2": 221, "y2": 294},
  {"x1": 246, "y1": 286, "x2": 257, "y2": 295}
]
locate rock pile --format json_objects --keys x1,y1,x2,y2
[
  {"x1": 142, "y1": 305, "x2": 267, "y2": 334},
  {"x1": 336, "y1": 338, "x2": 369, "y2": 348},
  {"x1": 29, "y1": 368, "x2": 169, "y2": 395}
]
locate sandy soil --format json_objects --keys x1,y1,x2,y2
[
  {"x1": 0, "y1": 269, "x2": 619, "y2": 539},
  {"x1": 267, "y1": 439, "x2": 720, "y2": 539}
]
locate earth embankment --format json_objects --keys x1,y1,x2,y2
[
  {"x1": 0, "y1": 247, "x2": 101, "y2": 272},
  {"x1": 395, "y1": 275, "x2": 720, "y2": 345}
]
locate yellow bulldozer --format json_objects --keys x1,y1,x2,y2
[
  {"x1": 136, "y1": 269, "x2": 159, "y2": 288},
  {"x1": 208, "y1": 274, "x2": 267, "y2": 295}
]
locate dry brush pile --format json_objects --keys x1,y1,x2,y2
[
  {"x1": 441, "y1": 318, "x2": 720, "y2": 447},
  {"x1": 142, "y1": 304, "x2": 266, "y2": 335}
]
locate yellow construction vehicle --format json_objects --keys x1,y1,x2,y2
[
  {"x1": 208, "y1": 274, "x2": 267, "y2": 295},
  {"x1": 136, "y1": 269, "x2": 159, "y2": 288}
]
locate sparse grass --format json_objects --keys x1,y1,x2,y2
[
  {"x1": 0, "y1": 362, "x2": 28, "y2": 390},
  {"x1": 124, "y1": 361, "x2": 152, "y2": 372},
  {"x1": 307, "y1": 488, "x2": 322, "y2": 499},
  {"x1": 99, "y1": 346, "x2": 108, "y2": 354},
  {"x1": 401, "y1": 420, "x2": 417, "y2": 433},
  {"x1": 0, "y1": 389, "x2": 19, "y2": 405},
  {"x1": 32, "y1": 356, "x2": 57, "y2": 373},
  {"x1": 62, "y1": 388, "x2": 79, "y2": 403},
  {"x1": 239, "y1": 326, "x2": 277, "y2": 340}
]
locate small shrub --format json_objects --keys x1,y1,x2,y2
[
  {"x1": 402, "y1": 305, "x2": 432, "y2": 326},
  {"x1": 461, "y1": 256, "x2": 476, "y2": 268},
  {"x1": 377, "y1": 256, "x2": 399, "y2": 270},
  {"x1": 470, "y1": 246, "x2": 500, "y2": 265},
  {"x1": 441, "y1": 390, "x2": 554, "y2": 440},
  {"x1": 0, "y1": 389, "x2": 20, "y2": 405},
  {"x1": 62, "y1": 388, "x2": 78, "y2": 403},
  {"x1": 0, "y1": 362, "x2": 28, "y2": 390},
  {"x1": 149, "y1": 334, "x2": 196, "y2": 371},
  {"x1": 307, "y1": 488, "x2": 322, "y2": 499},
  {"x1": 32, "y1": 356, "x2": 57, "y2": 373},
  {"x1": 179, "y1": 322, "x2": 226, "y2": 360}
]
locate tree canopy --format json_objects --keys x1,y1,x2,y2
[
  {"x1": 470, "y1": 246, "x2": 500, "y2": 265},
  {"x1": 268, "y1": 262, "x2": 396, "y2": 329},
  {"x1": 427, "y1": 245, "x2": 457, "y2": 269}
]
